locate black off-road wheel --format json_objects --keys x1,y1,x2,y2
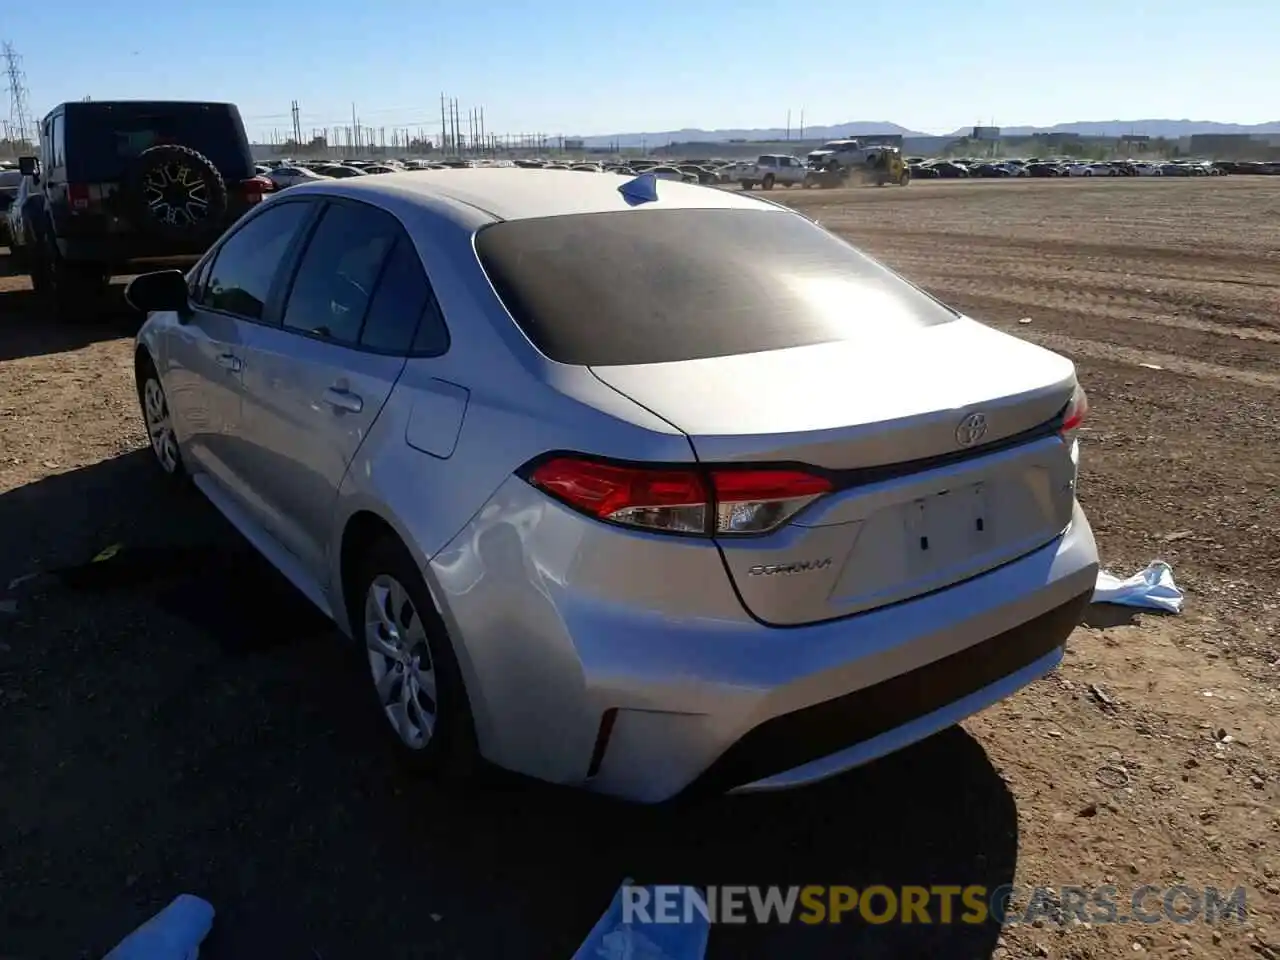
[
  {"x1": 124, "y1": 144, "x2": 229, "y2": 243},
  {"x1": 38, "y1": 231, "x2": 108, "y2": 322},
  {"x1": 761, "y1": 174, "x2": 776, "y2": 190}
]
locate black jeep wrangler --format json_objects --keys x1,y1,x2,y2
[{"x1": 17, "y1": 100, "x2": 269, "y2": 320}]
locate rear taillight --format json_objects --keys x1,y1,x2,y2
[
  {"x1": 525, "y1": 456, "x2": 832, "y2": 536},
  {"x1": 241, "y1": 176, "x2": 273, "y2": 204},
  {"x1": 1059, "y1": 385, "x2": 1088, "y2": 443},
  {"x1": 67, "y1": 183, "x2": 90, "y2": 211}
]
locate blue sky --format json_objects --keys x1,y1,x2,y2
[{"x1": 7, "y1": 0, "x2": 1278, "y2": 140}]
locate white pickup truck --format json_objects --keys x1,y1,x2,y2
[{"x1": 738, "y1": 154, "x2": 808, "y2": 190}]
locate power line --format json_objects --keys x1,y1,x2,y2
[{"x1": 3, "y1": 41, "x2": 34, "y2": 146}]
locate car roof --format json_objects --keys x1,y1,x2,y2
[
  {"x1": 58, "y1": 99, "x2": 239, "y2": 113},
  {"x1": 284, "y1": 167, "x2": 773, "y2": 223}
]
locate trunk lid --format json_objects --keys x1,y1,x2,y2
[{"x1": 591, "y1": 320, "x2": 1080, "y2": 625}]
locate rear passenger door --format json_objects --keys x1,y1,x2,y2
[{"x1": 236, "y1": 197, "x2": 441, "y2": 581}]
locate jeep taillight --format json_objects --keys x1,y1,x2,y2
[
  {"x1": 67, "y1": 183, "x2": 90, "y2": 211},
  {"x1": 524, "y1": 456, "x2": 832, "y2": 536},
  {"x1": 241, "y1": 176, "x2": 273, "y2": 204}
]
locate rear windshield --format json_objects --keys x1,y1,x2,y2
[
  {"x1": 475, "y1": 208, "x2": 956, "y2": 367},
  {"x1": 65, "y1": 103, "x2": 253, "y2": 182}
]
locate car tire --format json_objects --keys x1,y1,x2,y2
[
  {"x1": 135, "y1": 352, "x2": 189, "y2": 483},
  {"x1": 27, "y1": 238, "x2": 50, "y2": 294},
  {"x1": 761, "y1": 174, "x2": 775, "y2": 190},
  {"x1": 41, "y1": 235, "x2": 107, "y2": 323},
  {"x1": 351, "y1": 535, "x2": 480, "y2": 782},
  {"x1": 8, "y1": 241, "x2": 28, "y2": 272},
  {"x1": 739, "y1": 180, "x2": 754, "y2": 190}
]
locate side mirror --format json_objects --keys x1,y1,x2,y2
[
  {"x1": 18, "y1": 156, "x2": 37, "y2": 176},
  {"x1": 125, "y1": 270, "x2": 191, "y2": 318}
]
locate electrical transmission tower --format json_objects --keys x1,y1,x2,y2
[{"x1": 3, "y1": 42, "x2": 33, "y2": 148}]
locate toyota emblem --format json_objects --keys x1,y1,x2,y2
[{"x1": 956, "y1": 412, "x2": 988, "y2": 447}]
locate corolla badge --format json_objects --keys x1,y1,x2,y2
[
  {"x1": 747, "y1": 558, "x2": 833, "y2": 576},
  {"x1": 955, "y1": 412, "x2": 988, "y2": 447}
]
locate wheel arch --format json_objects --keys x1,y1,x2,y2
[
  {"x1": 338, "y1": 510, "x2": 404, "y2": 637},
  {"x1": 336, "y1": 507, "x2": 488, "y2": 756}
]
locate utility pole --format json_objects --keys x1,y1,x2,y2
[
  {"x1": 290, "y1": 100, "x2": 302, "y2": 144},
  {"x1": 440, "y1": 93, "x2": 448, "y2": 153},
  {"x1": 799, "y1": 108, "x2": 805, "y2": 140},
  {"x1": 351, "y1": 102, "x2": 359, "y2": 155},
  {"x1": 786, "y1": 109, "x2": 791, "y2": 142},
  {"x1": 3, "y1": 42, "x2": 34, "y2": 149},
  {"x1": 480, "y1": 107, "x2": 486, "y2": 152}
]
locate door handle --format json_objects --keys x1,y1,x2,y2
[
  {"x1": 322, "y1": 387, "x2": 363, "y2": 414},
  {"x1": 216, "y1": 353, "x2": 243, "y2": 373}
]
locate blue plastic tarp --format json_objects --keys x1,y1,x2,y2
[{"x1": 573, "y1": 882, "x2": 710, "y2": 960}]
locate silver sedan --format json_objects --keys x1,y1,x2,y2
[{"x1": 127, "y1": 169, "x2": 1099, "y2": 803}]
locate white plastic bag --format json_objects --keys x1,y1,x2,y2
[{"x1": 1092, "y1": 561, "x2": 1183, "y2": 614}]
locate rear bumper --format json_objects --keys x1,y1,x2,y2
[
  {"x1": 706, "y1": 587, "x2": 1088, "y2": 797},
  {"x1": 55, "y1": 234, "x2": 210, "y2": 269},
  {"x1": 432, "y1": 478, "x2": 1099, "y2": 803},
  {"x1": 52, "y1": 200, "x2": 255, "y2": 270}
]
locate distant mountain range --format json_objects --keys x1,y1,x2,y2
[{"x1": 577, "y1": 119, "x2": 1280, "y2": 147}]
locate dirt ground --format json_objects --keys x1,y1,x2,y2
[{"x1": 1, "y1": 177, "x2": 1278, "y2": 960}]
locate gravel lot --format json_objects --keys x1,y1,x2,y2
[{"x1": 2, "y1": 177, "x2": 1278, "y2": 960}]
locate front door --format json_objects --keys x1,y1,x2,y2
[
  {"x1": 166, "y1": 198, "x2": 315, "y2": 511},
  {"x1": 237, "y1": 199, "x2": 435, "y2": 581},
  {"x1": 162, "y1": 305, "x2": 249, "y2": 491}
]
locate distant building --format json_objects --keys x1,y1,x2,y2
[
  {"x1": 1032, "y1": 132, "x2": 1081, "y2": 147},
  {"x1": 1188, "y1": 134, "x2": 1265, "y2": 158}
]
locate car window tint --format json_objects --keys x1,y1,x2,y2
[
  {"x1": 282, "y1": 202, "x2": 397, "y2": 345},
  {"x1": 359, "y1": 237, "x2": 442, "y2": 355},
  {"x1": 203, "y1": 202, "x2": 312, "y2": 318},
  {"x1": 411, "y1": 295, "x2": 449, "y2": 356},
  {"x1": 476, "y1": 208, "x2": 957, "y2": 366}
]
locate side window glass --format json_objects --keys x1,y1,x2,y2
[
  {"x1": 281, "y1": 202, "x2": 396, "y2": 345},
  {"x1": 360, "y1": 237, "x2": 444, "y2": 355},
  {"x1": 188, "y1": 256, "x2": 212, "y2": 300},
  {"x1": 50, "y1": 116, "x2": 65, "y2": 168},
  {"x1": 411, "y1": 295, "x2": 449, "y2": 356},
  {"x1": 205, "y1": 202, "x2": 312, "y2": 319}
]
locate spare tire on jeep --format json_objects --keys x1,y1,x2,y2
[{"x1": 123, "y1": 143, "x2": 229, "y2": 242}]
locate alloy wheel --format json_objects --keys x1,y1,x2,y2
[
  {"x1": 142, "y1": 376, "x2": 180, "y2": 474},
  {"x1": 365, "y1": 574, "x2": 438, "y2": 750}
]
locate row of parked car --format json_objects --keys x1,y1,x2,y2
[
  {"x1": 904, "y1": 157, "x2": 1279, "y2": 178},
  {"x1": 255, "y1": 155, "x2": 729, "y2": 190},
  {"x1": 241, "y1": 151, "x2": 1280, "y2": 198}
]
